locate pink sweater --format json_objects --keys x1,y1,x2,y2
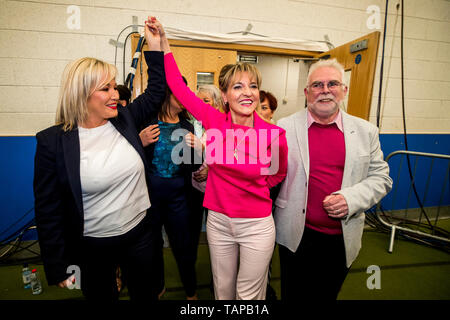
[
  {"x1": 164, "y1": 53, "x2": 288, "y2": 218},
  {"x1": 306, "y1": 122, "x2": 345, "y2": 234}
]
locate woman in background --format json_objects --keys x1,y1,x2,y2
[
  {"x1": 139, "y1": 78, "x2": 201, "y2": 300},
  {"x1": 256, "y1": 90, "x2": 278, "y2": 123},
  {"x1": 189, "y1": 84, "x2": 224, "y2": 196},
  {"x1": 196, "y1": 85, "x2": 225, "y2": 112},
  {"x1": 151, "y1": 17, "x2": 288, "y2": 300},
  {"x1": 33, "y1": 17, "x2": 164, "y2": 301}
]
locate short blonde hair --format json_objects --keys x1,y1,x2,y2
[
  {"x1": 306, "y1": 58, "x2": 345, "y2": 86},
  {"x1": 197, "y1": 84, "x2": 224, "y2": 112},
  {"x1": 56, "y1": 57, "x2": 117, "y2": 131},
  {"x1": 219, "y1": 63, "x2": 262, "y2": 112}
]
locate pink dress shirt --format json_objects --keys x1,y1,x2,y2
[{"x1": 164, "y1": 53, "x2": 288, "y2": 218}]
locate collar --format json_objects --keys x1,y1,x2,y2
[{"x1": 307, "y1": 109, "x2": 343, "y2": 132}]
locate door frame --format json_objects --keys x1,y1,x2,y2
[{"x1": 316, "y1": 32, "x2": 380, "y2": 120}]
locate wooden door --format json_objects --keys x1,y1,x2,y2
[
  {"x1": 170, "y1": 46, "x2": 237, "y2": 90},
  {"x1": 315, "y1": 31, "x2": 380, "y2": 120}
]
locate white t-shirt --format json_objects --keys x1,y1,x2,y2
[{"x1": 78, "y1": 121, "x2": 150, "y2": 237}]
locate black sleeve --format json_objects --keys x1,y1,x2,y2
[
  {"x1": 33, "y1": 131, "x2": 69, "y2": 285},
  {"x1": 127, "y1": 51, "x2": 166, "y2": 129}
]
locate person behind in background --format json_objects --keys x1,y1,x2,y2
[
  {"x1": 117, "y1": 84, "x2": 132, "y2": 107},
  {"x1": 33, "y1": 17, "x2": 165, "y2": 301},
  {"x1": 196, "y1": 84, "x2": 225, "y2": 113},
  {"x1": 139, "y1": 77, "x2": 201, "y2": 300},
  {"x1": 256, "y1": 90, "x2": 278, "y2": 123},
  {"x1": 274, "y1": 58, "x2": 393, "y2": 301},
  {"x1": 150, "y1": 17, "x2": 288, "y2": 300}
]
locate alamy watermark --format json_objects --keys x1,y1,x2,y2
[
  {"x1": 366, "y1": 5, "x2": 381, "y2": 30},
  {"x1": 170, "y1": 128, "x2": 281, "y2": 175},
  {"x1": 66, "y1": 265, "x2": 81, "y2": 289},
  {"x1": 66, "y1": 5, "x2": 81, "y2": 30},
  {"x1": 366, "y1": 265, "x2": 381, "y2": 290}
]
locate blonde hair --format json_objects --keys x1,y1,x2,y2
[
  {"x1": 197, "y1": 84, "x2": 224, "y2": 112},
  {"x1": 306, "y1": 58, "x2": 345, "y2": 86},
  {"x1": 218, "y1": 63, "x2": 262, "y2": 112},
  {"x1": 56, "y1": 57, "x2": 117, "y2": 131}
]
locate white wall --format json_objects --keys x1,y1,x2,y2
[
  {"x1": 0, "y1": 0, "x2": 449, "y2": 135},
  {"x1": 252, "y1": 54, "x2": 305, "y2": 123}
]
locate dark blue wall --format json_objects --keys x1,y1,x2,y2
[
  {"x1": 0, "y1": 134, "x2": 449, "y2": 240},
  {"x1": 0, "y1": 136, "x2": 37, "y2": 241},
  {"x1": 379, "y1": 134, "x2": 450, "y2": 211}
]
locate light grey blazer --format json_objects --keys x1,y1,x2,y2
[{"x1": 274, "y1": 108, "x2": 392, "y2": 267}]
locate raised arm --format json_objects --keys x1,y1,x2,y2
[
  {"x1": 150, "y1": 18, "x2": 223, "y2": 129},
  {"x1": 126, "y1": 16, "x2": 166, "y2": 128}
]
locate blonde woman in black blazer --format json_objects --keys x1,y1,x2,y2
[{"x1": 33, "y1": 17, "x2": 165, "y2": 301}]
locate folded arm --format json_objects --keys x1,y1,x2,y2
[{"x1": 334, "y1": 128, "x2": 393, "y2": 221}]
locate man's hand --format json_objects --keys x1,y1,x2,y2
[
  {"x1": 323, "y1": 194, "x2": 348, "y2": 218},
  {"x1": 139, "y1": 124, "x2": 160, "y2": 147}
]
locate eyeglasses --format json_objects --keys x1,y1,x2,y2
[{"x1": 307, "y1": 80, "x2": 345, "y2": 92}]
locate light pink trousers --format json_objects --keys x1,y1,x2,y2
[{"x1": 206, "y1": 210, "x2": 275, "y2": 300}]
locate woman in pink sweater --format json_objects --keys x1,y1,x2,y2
[{"x1": 150, "y1": 18, "x2": 288, "y2": 300}]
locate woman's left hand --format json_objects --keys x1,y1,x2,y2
[
  {"x1": 144, "y1": 16, "x2": 161, "y2": 51},
  {"x1": 185, "y1": 132, "x2": 204, "y2": 152}
]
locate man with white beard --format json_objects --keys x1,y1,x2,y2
[{"x1": 274, "y1": 58, "x2": 392, "y2": 301}]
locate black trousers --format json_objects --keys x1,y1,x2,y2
[
  {"x1": 80, "y1": 214, "x2": 160, "y2": 301},
  {"x1": 190, "y1": 187, "x2": 206, "y2": 255},
  {"x1": 149, "y1": 175, "x2": 197, "y2": 297},
  {"x1": 279, "y1": 227, "x2": 349, "y2": 301}
]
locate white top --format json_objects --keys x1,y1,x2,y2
[{"x1": 79, "y1": 121, "x2": 150, "y2": 237}]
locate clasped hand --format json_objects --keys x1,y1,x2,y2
[{"x1": 323, "y1": 194, "x2": 348, "y2": 218}]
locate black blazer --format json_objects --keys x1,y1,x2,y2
[{"x1": 33, "y1": 51, "x2": 165, "y2": 285}]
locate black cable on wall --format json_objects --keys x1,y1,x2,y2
[
  {"x1": 376, "y1": 0, "x2": 389, "y2": 128},
  {"x1": 399, "y1": 0, "x2": 434, "y2": 229}
]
